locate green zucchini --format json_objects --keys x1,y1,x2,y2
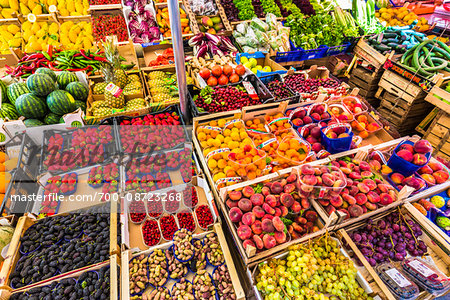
[
  {"x1": 422, "y1": 47, "x2": 434, "y2": 68},
  {"x1": 374, "y1": 44, "x2": 391, "y2": 52},
  {"x1": 423, "y1": 57, "x2": 448, "y2": 71}
]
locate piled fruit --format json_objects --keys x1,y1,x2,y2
[
  {"x1": 348, "y1": 209, "x2": 427, "y2": 266},
  {"x1": 298, "y1": 124, "x2": 328, "y2": 157},
  {"x1": 226, "y1": 171, "x2": 319, "y2": 252},
  {"x1": 148, "y1": 47, "x2": 174, "y2": 67},
  {"x1": 146, "y1": 71, "x2": 179, "y2": 103},
  {"x1": 21, "y1": 21, "x2": 60, "y2": 53},
  {"x1": 11, "y1": 208, "x2": 113, "y2": 288},
  {"x1": 126, "y1": 3, "x2": 161, "y2": 44},
  {"x1": 42, "y1": 173, "x2": 77, "y2": 214},
  {"x1": 197, "y1": 15, "x2": 225, "y2": 34},
  {"x1": 194, "y1": 85, "x2": 261, "y2": 113},
  {"x1": 256, "y1": 236, "x2": 372, "y2": 299},
  {"x1": 199, "y1": 64, "x2": 244, "y2": 86},
  {"x1": 265, "y1": 79, "x2": 294, "y2": 101},
  {"x1": 195, "y1": 204, "x2": 214, "y2": 229},
  {"x1": 157, "y1": 6, "x2": 191, "y2": 38},
  {"x1": 6, "y1": 68, "x2": 88, "y2": 126},
  {"x1": 388, "y1": 173, "x2": 426, "y2": 194},
  {"x1": 239, "y1": 56, "x2": 273, "y2": 74},
  {"x1": 392, "y1": 140, "x2": 432, "y2": 168},
  {"x1": 350, "y1": 114, "x2": 381, "y2": 139},
  {"x1": 417, "y1": 160, "x2": 450, "y2": 186},
  {"x1": 285, "y1": 73, "x2": 343, "y2": 94},
  {"x1": 376, "y1": 7, "x2": 429, "y2": 30},
  {"x1": 87, "y1": 162, "x2": 120, "y2": 200},
  {"x1": 189, "y1": 55, "x2": 234, "y2": 81},
  {"x1": 142, "y1": 219, "x2": 162, "y2": 246},
  {"x1": 57, "y1": 0, "x2": 89, "y2": 16},
  {"x1": 11, "y1": 265, "x2": 113, "y2": 299},
  {"x1": 0, "y1": 24, "x2": 21, "y2": 53},
  {"x1": 92, "y1": 14, "x2": 128, "y2": 42},
  {"x1": 59, "y1": 21, "x2": 94, "y2": 51}
]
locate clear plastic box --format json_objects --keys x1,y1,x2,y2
[
  {"x1": 297, "y1": 164, "x2": 347, "y2": 199},
  {"x1": 376, "y1": 262, "x2": 419, "y2": 300},
  {"x1": 341, "y1": 95, "x2": 368, "y2": 116}
]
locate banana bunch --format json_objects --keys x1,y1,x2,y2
[
  {"x1": 0, "y1": 24, "x2": 21, "y2": 53},
  {"x1": 60, "y1": 21, "x2": 93, "y2": 50}
]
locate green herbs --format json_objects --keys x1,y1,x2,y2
[
  {"x1": 261, "y1": 0, "x2": 283, "y2": 17},
  {"x1": 234, "y1": 0, "x2": 256, "y2": 20}
]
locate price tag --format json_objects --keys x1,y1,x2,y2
[
  {"x1": 48, "y1": 5, "x2": 57, "y2": 12},
  {"x1": 242, "y1": 81, "x2": 259, "y2": 100},
  {"x1": 256, "y1": 138, "x2": 277, "y2": 149},
  {"x1": 105, "y1": 83, "x2": 123, "y2": 98},
  {"x1": 385, "y1": 268, "x2": 412, "y2": 288},
  {"x1": 27, "y1": 13, "x2": 37, "y2": 23},
  {"x1": 408, "y1": 259, "x2": 435, "y2": 277}
]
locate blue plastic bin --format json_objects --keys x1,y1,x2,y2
[
  {"x1": 387, "y1": 140, "x2": 431, "y2": 177},
  {"x1": 326, "y1": 42, "x2": 352, "y2": 56},
  {"x1": 321, "y1": 125, "x2": 353, "y2": 154}
]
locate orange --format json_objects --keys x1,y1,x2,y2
[
  {"x1": 0, "y1": 152, "x2": 9, "y2": 163},
  {"x1": 359, "y1": 130, "x2": 369, "y2": 139},
  {"x1": 0, "y1": 172, "x2": 11, "y2": 194},
  {"x1": 0, "y1": 164, "x2": 4, "y2": 172},
  {"x1": 357, "y1": 115, "x2": 368, "y2": 123}
]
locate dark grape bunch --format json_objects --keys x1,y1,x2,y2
[
  {"x1": 285, "y1": 74, "x2": 341, "y2": 94},
  {"x1": 349, "y1": 211, "x2": 427, "y2": 266},
  {"x1": 267, "y1": 80, "x2": 293, "y2": 101}
]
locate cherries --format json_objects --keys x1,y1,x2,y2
[
  {"x1": 196, "y1": 205, "x2": 214, "y2": 229},
  {"x1": 285, "y1": 74, "x2": 341, "y2": 94},
  {"x1": 194, "y1": 86, "x2": 262, "y2": 113},
  {"x1": 160, "y1": 215, "x2": 179, "y2": 240},
  {"x1": 183, "y1": 186, "x2": 199, "y2": 208},
  {"x1": 177, "y1": 210, "x2": 196, "y2": 232},
  {"x1": 142, "y1": 219, "x2": 161, "y2": 247}
]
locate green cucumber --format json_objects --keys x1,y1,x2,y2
[
  {"x1": 423, "y1": 57, "x2": 448, "y2": 71},
  {"x1": 374, "y1": 44, "x2": 391, "y2": 51},
  {"x1": 413, "y1": 40, "x2": 434, "y2": 77},
  {"x1": 422, "y1": 47, "x2": 434, "y2": 67},
  {"x1": 401, "y1": 43, "x2": 420, "y2": 64}
]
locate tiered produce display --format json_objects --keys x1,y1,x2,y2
[{"x1": 0, "y1": 0, "x2": 450, "y2": 298}]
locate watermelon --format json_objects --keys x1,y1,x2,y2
[
  {"x1": 0, "y1": 103, "x2": 19, "y2": 120},
  {"x1": 46, "y1": 90, "x2": 77, "y2": 115},
  {"x1": 0, "y1": 80, "x2": 7, "y2": 102},
  {"x1": 57, "y1": 71, "x2": 78, "y2": 89},
  {"x1": 75, "y1": 100, "x2": 87, "y2": 112},
  {"x1": 44, "y1": 113, "x2": 62, "y2": 125},
  {"x1": 66, "y1": 82, "x2": 89, "y2": 101},
  {"x1": 35, "y1": 68, "x2": 57, "y2": 82},
  {"x1": 24, "y1": 119, "x2": 44, "y2": 127},
  {"x1": 15, "y1": 93, "x2": 47, "y2": 118},
  {"x1": 7, "y1": 83, "x2": 29, "y2": 105},
  {"x1": 27, "y1": 74, "x2": 56, "y2": 97}
]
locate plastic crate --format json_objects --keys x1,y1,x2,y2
[
  {"x1": 326, "y1": 42, "x2": 352, "y2": 56},
  {"x1": 258, "y1": 73, "x2": 300, "y2": 104},
  {"x1": 189, "y1": 74, "x2": 275, "y2": 116},
  {"x1": 299, "y1": 45, "x2": 328, "y2": 60},
  {"x1": 5, "y1": 133, "x2": 40, "y2": 180},
  {"x1": 274, "y1": 50, "x2": 303, "y2": 63}
]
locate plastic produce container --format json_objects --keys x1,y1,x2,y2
[
  {"x1": 387, "y1": 140, "x2": 431, "y2": 177},
  {"x1": 258, "y1": 73, "x2": 300, "y2": 104},
  {"x1": 376, "y1": 263, "x2": 419, "y2": 300},
  {"x1": 297, "y1": 164, "x2": 347, "y2": 199},
  {"x1": 321, "y1": 124, "x2": 354, "y2": 154}
]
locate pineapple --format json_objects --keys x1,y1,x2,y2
[
  {"x1": 93, "y1": 82, "x2": 107, "y2": 94},
  {"x1": 148, "y1": 71, "x2": 166, "y2": 80},
  {"x1": 127, "y1": 74, "x2": 140, "y2": 84},
  {"x1": 103, "y1": 36, "x2": 128, "y2": 89},
  {"x1": 93, "y1": 107, "x2": 113, "y2": 117},
  {"x1": 100, "y1": 62, "x2": 125, "y2": 109}
]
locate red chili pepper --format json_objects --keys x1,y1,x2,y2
[
  {"x1": 47, "y1": 45, "x2": 53, "y2": 58},
  {"x1": 93, "y1": 56, "x2": 107, "y2": 62},
  {"x1": 79, "y1": 49, "x2": 91, "y2": 60}
]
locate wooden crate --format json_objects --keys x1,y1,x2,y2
[
  {"x1": 141, "y1": 43, "x2": 175, "y2": 71},
  {"x1": 339, "y1": 204, "x2": 450, "y2": 300},
  {"x1": 1, "y1": 255, "x2": 120, "y2": 299},
  {"x1": 351, "y1": 39, "x2": 392, "y2": 72},
  {"x1": 425, "y1": 79, "x2": 450, "y2": 113},
  {"x1": 0, "y1": 202, "x2": 119, "y2": 292},
  {"x1": 423, "y1": 110, "x2": 450, "y2": 161},
  {"x1": 121, "y1": 223, "x2": 245, "y2": 300},
  {"x1": 348, "y1": 66, "x2": 382, "y2": 107}
]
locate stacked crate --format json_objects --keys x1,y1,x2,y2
[
  {"x1": 422, "y1": 110, "x2": 450, "y2": 161},
  {"x1": 375, "y1": 70, "x2": 434, "y2": 136}
]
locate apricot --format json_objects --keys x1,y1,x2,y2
[{"x1": 365, "y1": 201, "x2": 377, "y2": 211}]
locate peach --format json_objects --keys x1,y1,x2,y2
[
  {"x1": 390, "y1": 173, "x2": 405, "y2": 184},
  {"x1": 377, "y1": 183, "x2": 393, "y2": 193},
  {"x1": 237, "y1": 225, "x2": 252, "y2": 240},
  {"x1": 348, "y1": 205, "x2": 364, "y2": 217},
  {"x1": 419, "y1": 199, "x2": 435, "y2": 211},
  {"x1": 359, "y1": 161, "x2": 371, "y2": 172},
  {"x1": 280, "y1": 193, "x2": 294, "y2": 207},
  {"x1": 397, "y1": 149, "x2": 413, "y2": 162},
  {"x1": 357, "y1": 183, "x2": 370, "y2": 194},
  {"x1": 274, "y1": 231, "x2": 287, "y2": 244},
  {"x1": 229, "y1": 191, "x2": 242, "y2": 201},
  {"x1": 318, "y1": 199, "x2": 330, "y2": 207},
  {"x1": 262, "y1": 219, "x2": 274, "y2": 233},
  {"x1": 355, "y1": 193, "x2": 367, "y2": 205},
  {"x1": 242, "y1": 212, "x2": 256, "y2": 226},
  {"x1": 253, "y1": 235, "x2": 264, "y2": 249},
  {"x1": 286, "y1": 172, "x2": 297, "y2": 183},
  {"x1": 365, "y1": 201, "x2": 377, "y2": 210},
  {"x1": 319, "y1": 166, "x2": 330, "y2": 174},
  {"x1": 291, "y1": 201, "x2": 302, "y2": 213},
  {"x1": 342, "y1": 194, "x2": 357, "y2": 205},
  {"x1": 326, "y1": 205, "x2": 336, "y2": 215},
  {"x1": 302, "y1": 174, "x2": 318, "y2": 186},
  {"x1": 340, "y1": 167, "x2": 352, "y2": 175},
  {"x1": 229, "y1": 207, "x2": 243, "y2": 223},
  {"x1": 375, "y1": 178, "x2": 382, "y2": 184},
  {"x1": 251, "y1": 220, "x2": 263, "y2": 234},
  {"x1": 242, "y1": 186, "x2": 255, "y2": 198},
  {"x1": 367, "y1": 191, "x2": 380, "y2": 203},
  {"x1": 428, "y1": 162, "x2": 443, "y2": 172},
  {"x1": 305, "y1": 211, "x2": 318, "y2": 222},
  {"x1": 349, "y1": 186, "x2": 359, "y2": 196},
  {"x1": 363, "y1": 179, "x2": 377, "y2": 191},
  {"x1": 331, "y1": 161, "x2": 340, "y2": 168},
  {"x1": 330, "y1": 196, "x2": 343, "y2": 207},
  {"x1": 361, "y1": 171, "x2": 373, "y2": 179},
  {"x1": 433, "y1": 170, "x2": 449, "y2": 184},
  {"x1": 300, "y1": 164, "x2": 315, "y2": 175},
  {"x1": 379, "y1": 193, "x2": 394, "y2": 206},
  {"x1": 250, "y1": 194, "x2": 264, "y2": 206},
  {"x1": 413, "y1": 153, "x2": 427, "y2": 166},
  {"x1": 284, "y1": 184, "x2": 296, "y2": 194},
  {"x1": 381, "y1": 165, "x2": 393, "y2": 175},
  {"x1": 280, "y1": 206, "x2": 289, "y2": 217},
  {"x1": 303, "y1": 116, "x2": 313, "y2": 124},
  {"x1": 226, "y1": 200, "x2": 238, "y2": 209},
  {"x1": 238, "y1": 199, "x2": 252, "y2": 212},
  {"x1": 402, "y1": 176, "x2": 421, "y2": 189},
  {"x1": 342, "y1": 188, "x2": 349, "y2": 195},
  {"x1": 261, "y1": 187, "x2": 270, "y2": 198},
  {"x1": 274, "y1": 208, "x2": 282, "y2": 217},
  {"x1": 361, "y1": 205, "x2": 367, "y2": 214},
  {"x1": 301, "y1": 199, "x2": 311, "y2": 209},
  {"x1": 263, "y1": 203, "x2": 275, "y2": 215},
  {"x1": 265, "y1": 195, "x2": 278, "y2": 208},
  {"x1": 399, "y1": 143, "x2": 414, "y2": 153},
  {"x1": 334, "y1": 180, "x2": 344, "y2": 188},
  {"x1": 413, "y1": 140, "x2": 432, "y2": 154},
  {"x1": 263, "y1": 234, "x2": 277, "y2": 249},
  {"x1": 252, "y1": 206, "x2": 265, "y2": 219},
  {"x1": 349, "y1": 172, "x2": 362, "y2": 180},
  {"x1": 270, "y1": 182, "x2": 283, "y2": 194},
  {"x1": 421, "y1": 174, "x2": 436, "y2": 185},
  {"x1": 292, "y1": 118, "x2": 304, "y2": 127},
  {"x1": 272, "y1": 216, "x2": 285, "y2": 232},
  {"x1": 369, "y1": 160, "x2": 382, "y2": 172},
  {"x1": 306, "y1": 137, "x2": 317, "y2": 144},
  {"x1": 262, "y1": 214, "x2": 274, "y2": 221},
  {"x1": 418, "y1": 165, "x2": 433, "y2": 174},
  {"x1": 243, "y1": 239, "x2": 255, "y2": 250},
  {"x1": 322, "y1": 173, "x2": 334, "y2": 187}
]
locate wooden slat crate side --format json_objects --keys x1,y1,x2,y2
[{"x1": 424, "y1": 84, "x2": 450, "y2": 113}]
